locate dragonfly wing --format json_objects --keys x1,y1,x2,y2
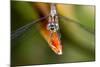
[{"x1": 11, "y1": 15, "x2": 49, "y2": 40}]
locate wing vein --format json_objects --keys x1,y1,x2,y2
[{"x1": 11, "y1": 15, "x2": 49, "y2": 40}]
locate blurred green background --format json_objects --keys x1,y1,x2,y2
[{"x1": 11, "y1": 1, "x2": 95, "y2": 66}]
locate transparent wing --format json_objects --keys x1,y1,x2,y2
[
  {"x1": 11, "y1": 14, "x2": 93, "y2": 40},
  {"x1": 58, "y1": 14, "x2": 94, "y2": 34},
  {"x1": 11, "y1": 15, "x2": 49, "y2": 40}
]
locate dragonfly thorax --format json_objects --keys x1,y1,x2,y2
[{"x1": 47, "y1": 23, "x2": 59, "y2": 32}]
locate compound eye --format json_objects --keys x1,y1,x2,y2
[{"x1": 47, "y1": 23, "x2": 57, "y2": 32}]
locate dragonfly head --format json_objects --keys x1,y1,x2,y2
[{"x1": 47, "y1": 23, "x2": 59, "y2": 32}]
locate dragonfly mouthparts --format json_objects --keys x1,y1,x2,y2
[{"x1": 58, "y1": 49, "x2": 62, "y2": 55}]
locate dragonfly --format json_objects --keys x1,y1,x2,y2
[{"x1": 11, "y1": 3, "x2": 93, "y2": 55}]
